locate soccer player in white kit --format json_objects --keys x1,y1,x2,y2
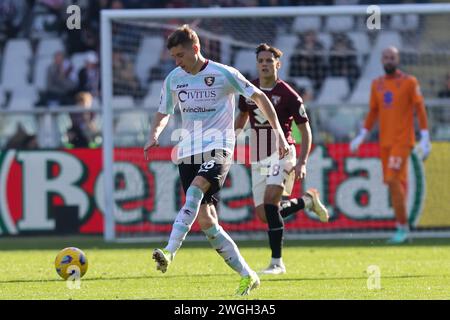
[
  {"x1": 235, "y1": 44, "x2": 329, "y2": 275},
  {"x1": 143, "y1": 25, "x2": 290, "y2": 296}
]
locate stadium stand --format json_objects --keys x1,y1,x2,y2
[{"x1": 0, "y1": 0, "x2": 449, "y2": 148}]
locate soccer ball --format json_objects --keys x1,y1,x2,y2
[{"x1": 55, "y1": 247, "x2": 88, "y2": 280}]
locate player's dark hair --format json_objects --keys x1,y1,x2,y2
[
  {"x1": 167, "y1": 24, "x2": 200, "y2": 49},
  {"x1": 255, "y1": 43, "x2": 283, "y2": 59}
]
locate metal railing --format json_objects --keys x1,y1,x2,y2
[{"x1": 0, "y1": 99, "x2": 449, "y2": 149}]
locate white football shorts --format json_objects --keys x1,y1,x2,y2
[{"x1": 250, "y1": 144, "x2": 297, "y2": 207}]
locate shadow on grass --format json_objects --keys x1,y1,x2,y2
[
  {"x1": 0, "y1": 273, "x2": 235, "y2": 285},
  {"x1": 1, "y1": 235, "x2": 450, "y2": 251},
  {"x1": 262, "y1": 274, "x2": 441, "y2": 283},
  {"x1": 3, "y1": 272, "x2": 443, "y2": 286}
]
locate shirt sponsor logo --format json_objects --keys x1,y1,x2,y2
[
  {"x1": 299, "y1": 103, "x2": 307, "y2": 118},
  {"x1": 176, "y1": 84, "x2": 188, "y2": 89},
  {"x1": 383, "y1": 91, "x2": 393, "y2": 108},
  {"x1": 178, "y1": 89, "x2": 217, "y2": 103},
  {"x1": 182, "y1": 106, "x2": 216, "y2": 113}
]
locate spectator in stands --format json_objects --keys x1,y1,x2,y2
[
  {"x1": 113, "y1": 52, "x2": 144, "y2": 98},
  {"x1": 65, "y1": 92, "x2": 99, "y2": 148},
  {"x1": 45, "y1": 50, "x2": 77, "y2": 106},
  {"x1": 5, "y1": 124, "x2": 38, "y2": 149},
  {"x1": 329, "y1": 33, "x2": 360, "y2": 90},
  {"x1": 0, "y1": 0, "x2": 28, "y2": 38},
  {"x1": 438, "y1": 73, "x2": 450, "y2": 98},
  {"x1": 289, "y1": 30, "x2": 327, "y2": 92},
  {"x1": 77, "y1": 51, "x2": 100, "y2": 98},
  {"x1": 149, "y1": 49, "x2": 177, "y2": 81}
]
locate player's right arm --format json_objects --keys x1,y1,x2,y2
[
  {"x1": 234, "y1": 110, "x2": 249, "y2": 135},
  {"x1": 251, "y1": 89, "x2": 289, "y2": 159},
  {"x1": 144, "y1": 75, "x2": 176, "y2": 161},
  {"x1": 235, "y1": 95, "x2": 249, "y2": 136},
  {"x1": 144, "y1": 112, "x2": 170, "y2": 161},
  {"x1": 350, "y1": 80, "x2": 379, "y2": 153}
]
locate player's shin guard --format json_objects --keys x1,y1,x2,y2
[
  {"x1": 165, "y1": 185, "x2": 204, "y2": 254},
  {"x1": 265, "y1": 204, "x2": 284, "y2": 259},
  {"x1": 203, "y1": 224, "x2": 253, "y2": 277}
]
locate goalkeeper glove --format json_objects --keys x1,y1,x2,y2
[
  {"x1": 416, "y1": 129, "x2": 431, "y2": 160},
  {"x1": 350, "y1": 128, "x2": 368, "y2": 153}
]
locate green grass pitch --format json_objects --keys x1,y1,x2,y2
[{"x1": 1, "y1": 236, "x2": 450, "y2": 300}]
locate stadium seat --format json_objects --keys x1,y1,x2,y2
[
  {"x1": 317, "y1": 32, "x2": 333, "y2": 51},
  {"x1": 324, "y1": 16, "x2": 355, "y2": 33},
  {"x1": 112, "y1": 95, "x2": 135, "y2": 109},
  {"x1": 290, "y1": 77, "x2": 314, "y2": 93},
  {"x1": 274, "y1": 34, "x2": 299, "y2": 53},
  {"x1": 323, "y1": 107, "x2": 362, "y2": 141},
  {"x1": 1, "y1": 39, "x2": 32, "y2": 91},
  {"x1": 2, "y1": 115, "x2": 38, "y2": 139},
  {"x1": 34, "y1": 39, "x2": 65, "y2": 90},
  {"x1": 135, "y1": 36, "x2": 165, "y2": 86},
  {"x1": 316, "y1": 77, "x2": 350, "y2": 105},
  {"x1": 234, "y1": 50, "x2": 257, "y2": 79},
  {"x1": 36, "y1": 38, "x2": 64, "y2": 58},
  {"x1": 142, "y1": 81, "x2": 164, "y2": 110},
  {"x1": 292, "y1": 16, "x2": 321, "y2": 33},
  {"x1": 361, "y1": 31, "x2": 402, "y2": 79},
  {"x1": 348, "y1": 77, "x2": 372, "y2": 105},
  {"x1": 274, "y1": 34, "x2": 298, "y2": 79},
  {"x1": 8, "y1": 86, "x2": 39, "y2": 110},
  {"x1": 347, "y1": 31, "x2": 371, "y2": 56},
  {"x1": 115, "y1": 111, "x2": 148, "y2": 134},
  {"x1": 0, "y1": 87, "x2": 5, "y2": 107},
  {"x1": 390, "y1": 14, "x2": 419, "y2": 32},
  {"x1": 33, "y1": 56, "x2": 54, "y2": 91},
  {"x1": 219, "y1": 35, "x2": 233, "y2": 65}
]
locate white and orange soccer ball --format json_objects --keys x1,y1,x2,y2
[{"x1": 55, "y1": 247, "x2": 88, "y2": 280}]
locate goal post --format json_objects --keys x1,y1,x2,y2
[{"x1": 101, "y1": 4, "x2": 450, "y2": 242}]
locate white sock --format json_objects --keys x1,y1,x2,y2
[
  {"x1": 165, "y1": 186, "x2": 204, "y2": 254},
  {"x1": 396, "y1": 223, "x2": 409, "y2": 232},
  {"x1": 271, "y1": 257, "x2": 283, "y2": 266},
  {"x1": 203, "y1": 224, "x2": 253, "y2": 277},
  {"x1": 302, "y1": 194, "x2": 313, "y2": 210}
]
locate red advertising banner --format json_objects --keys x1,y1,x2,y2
[{"x1": 0, "y1": 144, "x2": 425, "y2": 236}]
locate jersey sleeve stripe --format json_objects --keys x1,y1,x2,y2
[{"x1": 214, "y1": 64, "x2": 245, "y2": 95}]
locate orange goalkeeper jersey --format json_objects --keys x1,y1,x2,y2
[{"x1": 364, "y1": 70, "x2": 428, "y2": 147}]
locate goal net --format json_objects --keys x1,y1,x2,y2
[{"x1": 101, "y1": 4, "x2": 450, "y2": 242}]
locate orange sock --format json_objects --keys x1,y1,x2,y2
[{"x1": 389, "y1": 180, "x2": 407, "y2": 225}]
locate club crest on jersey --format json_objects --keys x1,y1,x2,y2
[
  {"x1": 271, "y1": 95, "x2": 281, "y2": 106},
  {"x1": 204, "y1": 76, "x2": 215, "y2": 86},
  {"x1": 299, "y1": 103, "x2": 307, "y2": 118}
]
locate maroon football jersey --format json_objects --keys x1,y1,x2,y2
[{"x1": 238, "y1": 79, "x2": 308, "y2": 161}]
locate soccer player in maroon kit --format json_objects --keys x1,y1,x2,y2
[{"x1": 235, "y1": 43, "x2": 329, "y2": 274}]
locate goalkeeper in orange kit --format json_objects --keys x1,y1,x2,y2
[{"x1": 350, "y1": 46, "x2": 431, "y2": 244}]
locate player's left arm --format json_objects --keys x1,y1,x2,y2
[
  {"x1": 411, "y1": 77, "x2": 431, "y2": 159},
  {"x1": 289, "y1": 95, "x2": 311, "y2": 180},
  {"x1": 295, "y1": 121, "x2": 312, "y2": 180}
]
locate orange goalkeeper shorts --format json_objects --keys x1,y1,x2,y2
[{"x1": 380, "y1": 145, "x2": 412, "y2": 184}]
